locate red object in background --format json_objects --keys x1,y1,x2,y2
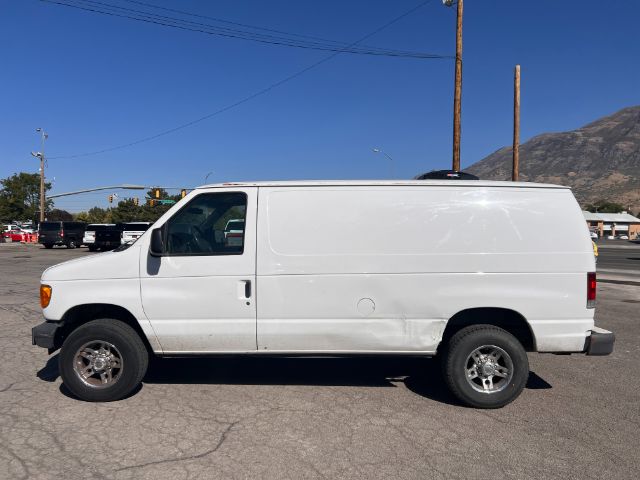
[{"x1": 3, "y1": 230, "x2": 25, "y2": 242}]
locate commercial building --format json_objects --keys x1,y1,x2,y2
[{"x1": 583, "y1": 211, "x2": 640, "y2": 238}]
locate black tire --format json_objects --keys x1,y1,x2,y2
[
  {"x1": 66, "y1": 240, "x2": 77, "y2": 249},
  {"x1": 88, "y1": 245, "x2": 98, "y2": 252},
  {"x1": 442, "y1": 325, "x2": 529, "y2": 409},
  {"x1": 43, "y1": 243, "x2": 54, "y2": 249},
  {"x1": 59, "y1": 319, "x2": 149, "y2": 402}
]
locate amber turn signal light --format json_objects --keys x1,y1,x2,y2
[{"x1": 40, "y1": 285, "x2": 52, "y2": 309}]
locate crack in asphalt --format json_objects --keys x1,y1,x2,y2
[
  {"x1": 114, "y1": 420, "x2": 239, "y2": 472},
  {"x1": 0, "y1": 383, "x2": 16, "y2": 393}
]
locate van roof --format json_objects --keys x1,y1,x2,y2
[{"x1": 196, "y1": 180, "x2": 569, "y2": 190}]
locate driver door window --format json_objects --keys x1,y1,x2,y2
[{"x1": 166, "y1": 192, "x2": 247, "y2": 255}]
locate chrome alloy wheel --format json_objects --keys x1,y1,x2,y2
[
  {"x1": 73, "y1": 341, "x2": 123, "y2": 389},
  {"x1": 465, "y1": 345, "x2": 514, "y2": 394}
]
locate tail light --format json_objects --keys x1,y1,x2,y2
[
  {"x1": 60, "y1": 230, "x2": 64, "y2": 237},
  {"x1": 587, "y1": 272, "x2": 596, "y2": 309}
]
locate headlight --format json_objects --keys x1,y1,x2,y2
[{"x1": 40, "y1": 285, "x2": 52, "y2": 309}]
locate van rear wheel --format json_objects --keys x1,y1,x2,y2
[
  {"x1": 59, "y1": 319, "x2": 149, "y2": 402},
  {"x1": 442, "y1": 325, "x2": 528, "y2": 409}
]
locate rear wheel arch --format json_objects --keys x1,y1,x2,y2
[
  {"x1": 58, "y1": 304, "x2": 153, "y2": 355},
  {"x1": 441, "y1": 307, "x2": 536, "y2": 352}
]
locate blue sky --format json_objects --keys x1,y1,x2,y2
[{"x1": 2, "y1": 0, "x2": 639, "y2": 211}]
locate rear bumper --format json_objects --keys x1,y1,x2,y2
[
  {"x1": 39, "y1": 239, "x2": 63, "y2": 245},
  {"x1": 583, "y1": 327, "x2": 615, "y2": 356},
  {"x1": 32, "y1": 321, "x2": 62, "y2": 350},
  {"x1": 95, "y1": 241, "x2": 121, "y2": 248}
]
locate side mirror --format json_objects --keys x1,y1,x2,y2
[{"x1": 149, "y1": 227, "x2": 165, "y2": 257}]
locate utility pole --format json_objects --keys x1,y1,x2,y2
[
  {"x1": 31, "y1": 129, "x2": 48, "y2": 223},
  {"x1": 39, "y1": 134, "x2": 45, "y2": 221},
  {"x1": 449, "y1": 0, "x2": 464, "y2": 172},
  {"x1": 512, "y1": 65, "x2": 521, "y2": 181}
]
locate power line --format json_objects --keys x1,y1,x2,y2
[
  {"x1": 121, "y1": 0, "x2": 398, "y2": 44},
  {"x1": 39, "y1": 0, "x2": 449, "y2": 59},
  {"x1": 115, "y1": 0, "x2": 439, "y2": 57},
  {"x1": 119, "y1": 0, "x2": 444, "y2": 56},
  {"x1": 49, "y1": 0, "x2": 441, "y2": 160}
]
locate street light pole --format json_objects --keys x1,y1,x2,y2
[
  {"x1": 444, "y1": 0, "x2": 464, "y2": 171},
  {"x1": 39, "y1": 131, "x2": 46, "y2": 222},
  {"x1": 31, "y1": 128, "x2": 48, "y2": 223},
  {"x1": 372, "y1": 148, "x2": 395, "y2": 178}
]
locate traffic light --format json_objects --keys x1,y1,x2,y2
[
  {"x1": 181, "y1": 189, "x2": 187, "y2": 198},
  {"x1": 133, "y1": 197, "x2": 139, "y2": 206},
  {"x1": 155, "y1": 189, "x2": 160, "y2": 199},
  {"x1": 108, "y1": 194, "x2": 113, "y2": 203},
  {"x1": 149, "y1": 199, "x2": 156, "y2": 207}
]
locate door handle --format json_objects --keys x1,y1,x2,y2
[{"x1": 244, "y1": 280, "x2": 251, "y2": 299}]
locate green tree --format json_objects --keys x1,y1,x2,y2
[
  {"x1": 75, "y1": 207, "x2": 110, "y2": 223},
  {"x1": 584, "y1": 201, "x2": 625, "y2": 213},
  {"x1": 139, "y1": 188, "x2": 182, "y2": 222},
  {"x1": 71, "y1": 189, "x2": 185, "y2": 225},
  {"x1": 47, "y1": 209, "x2": 73, "y2": 221},
  {"x1": 0, "y1": 172, "x2": 52, "y2": 222},
  {"x1": 110, "y1": 199, "x2": 142, "y2": 223}
]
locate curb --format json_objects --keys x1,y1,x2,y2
[{"x1": 599, "y1": 278, "x2": 640, "y2": 287}]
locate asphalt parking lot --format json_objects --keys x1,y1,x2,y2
[
  {"x1": 1, "y1": 244, "x2": 638, "y2": 480},
  {"x1": 596, "y1": 240, "x2": 640, "y2": 283}
]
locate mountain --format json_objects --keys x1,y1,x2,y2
[{"x1": 466, "y1": 106, "x2": 640, "y2": 213}]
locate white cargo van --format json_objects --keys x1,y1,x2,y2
[{"x1": 32, "y1": 181, "x2": 614, "y2": 407}]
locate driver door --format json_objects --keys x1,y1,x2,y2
[{"x1": 140, "y1": 188, "x2": 257, "y2": 353}]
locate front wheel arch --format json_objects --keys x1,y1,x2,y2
[{"x1": 56, "y1": 304, "x2": 154, "y2": 356}]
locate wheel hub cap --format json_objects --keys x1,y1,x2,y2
[
  {"x1": 480, "y1": 360, "x2": 496, "y2": 377},
  {"x1": 73, "y1": 341, "x2": 123, "y2": 389},
  {"x1": 92, "y1": 355, "x2": 110, "y2": 371},
  {"x1": 465, "y1": 345, "x2": 514, "y2": 394}
]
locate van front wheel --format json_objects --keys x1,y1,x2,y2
[
  {"x1": 442, "y1": 325, "x2": 529, "y2": 409},
  {"x1": 59, "y1": 319, "x2": 149, "y2": 402}
]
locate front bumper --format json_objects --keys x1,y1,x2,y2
[
  {"x1": 32, "y1": 321, "x2": 63, "y2": 350},
  {"x1": 584, "y1": 327, "x2": 615, "y2": 356}
]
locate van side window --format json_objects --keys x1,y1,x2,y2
[{"x1": 165, "y1": 192, "x2": 247, "y2": 255}]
